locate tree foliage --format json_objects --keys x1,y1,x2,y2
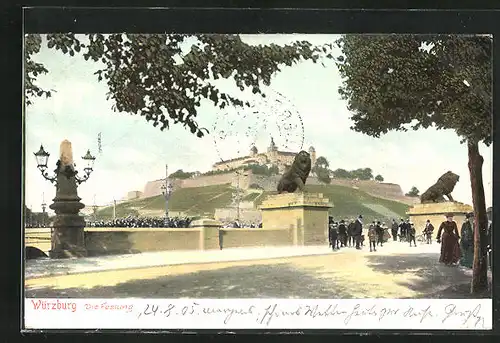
[
  {"x1": 331, "y1": 167, "x2": 376, "y2": 180},
  {"x1": 25, "y1": 33, "x2": 330, "y2": 137},
  {"x1": 314, "y1": 156, "x2": 329, "y2": 169},
  {"x1": 375, "y1": 174, "x2": 384, "y2": 182},
  {"x1": 336, "y1": 34, "x2": 491, "y2": 145},
  {"x1": 405, "y1": 186, "x2": 420, "y2": 197},
  {"x1": 316, "y1": 167, "x2": 331, "y2": 184},
  {"x1": 243, "y1": 164, "x2": 279, "y2": 176},
  {"x1": 169, "y1": 169, "x2": 195, "y2": 179}
]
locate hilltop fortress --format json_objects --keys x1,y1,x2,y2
[
  {"x1": 127, "y1": 138, "x2": 417, "y2": 207},
  {"x1": 212, "y1": 138, "x2": 317, "y2": 173}
]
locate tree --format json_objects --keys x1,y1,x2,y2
[
  {"x1": 312, "y1": 156, "x2": 331, "y2": 184},
  {"x1": 336, "y1": 34, "x2": 491, "y2": 293},
  {"x1": 169, "y1": 169, "x2": 194, "y2": 179},
  {"x1": 314, "y1": 156, "x2": 330, "y2": 170},
  {"x1": 405, "y1": 186, "x2": 420, "y2": 197},
  {"x1": 332, "y1": 168, "x2": 351, "y2": 179},
  {"x1": 268, "y1": 165, "x2": 280, "y2": 175},
  {"x1": 316, "y1": 168, "x2": 331, "y2": 184},
  {"x1": 351, "y1": 167, "x2": 373, "y2": 180},
  {"x1": 25, "y1": 33, "x2": 329, "y2": 137},
  {"x1": 375, "y1": 174, "x2": 384, "y2": 182}
]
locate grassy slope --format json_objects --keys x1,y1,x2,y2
[
  {"x1": 97, "y1": 183, "x2": 409, "y2": 222},
  {"x1": 255, "y1": 184, "x2": 409, "y2": 223},
  {"x1": 97, "y1": 183, "x2": 234, "y2": 219}
]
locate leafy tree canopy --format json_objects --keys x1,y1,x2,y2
[
  {"x1": 314, "y1": 156, "x2": 329, "y2": 169},
  {"x1": 169, "y1": 169, "x2": 195, "y2": 179},
  {"x1": 375, "y1": 174, "x2": 384, "y2": 182},
  {"x1": 336, "y1": 34, "x2": 492, "y2": 145},
  {"x1": 25, "y1": 33, "x2": 332, "y2": 137},
  {"x1": 405, "y1": 186, "x2": 420, "y2": 197},
  {"x1": 331, "y1": 167, "x2": 377, "y2": 181}
]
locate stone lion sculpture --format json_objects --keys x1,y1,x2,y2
[
  {"x1": 420, "y1": 171, "x2": 460, "y2": 203},
  {"x1": 277, "y1": 150, "x2": 312, "y2": 193}
]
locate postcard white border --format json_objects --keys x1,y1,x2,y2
[{"x1": 24, "y1": 298, "x2": 492, "y2": 330}]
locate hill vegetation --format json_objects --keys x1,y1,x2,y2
[
  {"x1": 96, "y1": 183, "x2": 409, "y2": 224},
  {"x1": 96, "y1": 183, "x2": 234, "y2": 219},
  {"x1": 255, "y1": 184, "x2": 409, "y2": 223}
]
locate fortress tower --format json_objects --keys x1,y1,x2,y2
[
  {"x1": 267, "y1": 137, "x2": 279, "y2": 164},
  {"x1": 309, "y1": 146, "x2": 316, "y2": 166},
  {"x1": 250, "y1": 145, "x2": 258, "y2": 157}
]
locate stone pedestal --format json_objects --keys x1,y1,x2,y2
[
  {"x1": 259, "y1": 192, "x2": 333, "y2": 246},
  {"x1": 190, "y1": 218, "x2": 223, "y2": 250},
  {"x1": 49, "y1": 167, "x2": 87, "y2": 258},
  {"x1": 407, "y1": 202, "x2": 473, "y2": 231}
]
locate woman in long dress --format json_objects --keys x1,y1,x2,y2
[
  {"x1": 436, "y1": 213, "x2": 461, "y2": 265},
  {"x1": 459, "y1": 212, "x2": 474, "y2": 268}
]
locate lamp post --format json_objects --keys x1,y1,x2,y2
[
  {"x1": 161, "y1": 165, "x2": 174, "y2": 224},
  {"x1": 33, "y1": 140, "x2": 96, "y2": 258},
  {"x1": 41, "y1": 192, "x2": 47, "y2": 227}
]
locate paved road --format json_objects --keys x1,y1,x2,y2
[{"x1": 25, "y1": 241, "x2": 491, "y2": 299}]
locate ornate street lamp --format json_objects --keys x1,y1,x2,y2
[
  {"x1": 34, "y1": 145, "x2": 96, "y2": 184},
  {"x1": 33, "y1": 140, "x2": 96, "y2": 259}
]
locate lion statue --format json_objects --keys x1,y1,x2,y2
[
  {"x1": 420, "y1": 171, "x2": 460, "y2": 203},
  {"x1": 277, "y1": 150, "x2": 312, "y2": 193}
]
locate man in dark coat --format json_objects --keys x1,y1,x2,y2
[
  {"x1": 338, "y1": 220, "x2": 348, "y2": 247},
  {"x1": 328, "y1": 218, "x2": 339, "y2": 250},
  {"x1": 376, "y1": 221, "x2": 384, "y2": 247},
  {"x1": 353, "y1": 215, "x2": 363, "y2": 249},
  {"x1": 398, "y1": 218, "x2": 406, "y2": 242},
  {"x1": 347, "y1": 220, "x2": 355, "y2": 247},
  {"x1": 423, "y1": 219, "x2": 434, "y2": 244},
  {"x1": 391, "y1": 219, "x2": 398, "y2": 241},
  {"x1": 408, "y1": 223, "x2": 417, "y2": 247}
]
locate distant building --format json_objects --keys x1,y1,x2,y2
[
  {"x1": 212, "y1": 137, "x2": 317, "y2": 173},
  {"x1": 127, "y1": 191, "x2": 143, "y2": 200}
]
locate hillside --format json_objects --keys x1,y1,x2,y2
[
  {"x1": 253, "y1": 184, "x2": 409, "y2": 224},
  {"x1": 96, "y1": 183, "x2": 235, "y2": 219},
  {"x1": 97, "y1": 183, "x2": 410, "y2": 224}
]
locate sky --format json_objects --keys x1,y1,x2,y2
[{"x1": 24, "y1": 34, "x2": 493, "y2": 213}]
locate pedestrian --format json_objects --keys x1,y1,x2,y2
[
  {"x1": 436, "y1": 213, "x2": 461, "y2": 266},
  {"x1": 368, "y1": 224, "x2": 377, "y2": 252},
  {"x1": 390, "y1": 219, "x2": 398, "y2": 241},
  {"x1": 376, "y1": 221, "x2": 384, "y2": 247},
  {"x1": 405, "y1": 219, "x2": 411, "y2": 242},
  {"x1": 329, "y1": 218, "x2": 339, "y2": 251},
  {"x1": 408, "y1": 223, "x2": 417, "y2": 247},
  {"x1": 459, "y1": 212, "x2": 474, "y2": 268},
  {"x1": 423, "y1": 219, "x2": 434, "y2": 244},
  {"x1": 347, "y1": 220, "x2": 355, "y2": 247},
  {"x1": 354, "y1": 215, "x2": 363, "y2": 249},
  {"x1": 398, "y1": 218, "x2": 406, "y2": 242},
  {"x1": 338, "y1": 220, "x2": 348, "y2": 247}
]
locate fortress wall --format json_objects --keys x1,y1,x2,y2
[
  {"x1": 181, "y1": 173, "x2": 236, "y2": 188},
  {"x1": 141, "y1": 178, "x2": 184, "y2": 198}
]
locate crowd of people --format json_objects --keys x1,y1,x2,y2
[
  {"x1": 328, "y1": 212, "x2": 493, "y2": 271},
  {"x1": 221, "y1": 220, "x2": 263, "y2": 228},
  {"x1": 87, "y1": 216, "x2": 193, "y2": 228},
  {"x1": 328, "y1": 215, "x2": 397, "y2": 252}
]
